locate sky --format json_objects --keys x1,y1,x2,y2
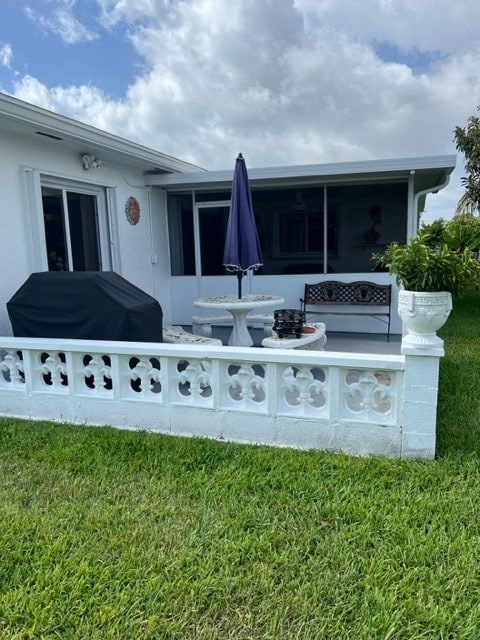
[{"x1": 1, "y1": 0, "x2": 480, "y2": 221}]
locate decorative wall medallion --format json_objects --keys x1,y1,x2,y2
[{"x1": 125, "y1": 196, "x2": 140, "y2": 225}]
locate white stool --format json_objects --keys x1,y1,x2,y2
[{"x1": 192, "y1": 313, "x2": 273, "y2": 337}]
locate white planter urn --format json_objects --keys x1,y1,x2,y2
[{"x1": 398, "y1": 290, "x2": 452, "y2": 348}]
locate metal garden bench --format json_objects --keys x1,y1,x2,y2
[{"x1": 300, "y1": 280, "x2": 392, "y2": 340}]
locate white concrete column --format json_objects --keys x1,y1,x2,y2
[{"x1": 401, "y1": 339, "x2": 444, "y2": 459}]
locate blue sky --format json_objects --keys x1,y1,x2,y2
[
  {"x1": 0, "y1": 1, "x2": 139, "y2": 97},
  {"x1": 373, "y1": 43, "x2": 444, "y2": 77},
  {"x1": 1, "y1": 0, "x2": 480, "y2": 219}
]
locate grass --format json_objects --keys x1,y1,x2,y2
[
  {"x1": 0, "y1": 291, "x2": 479, "y2": 639},
  {"x1": 436, "y1": 289, "x2": 480, "y2": 454}
]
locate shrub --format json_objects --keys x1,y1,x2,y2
[{"x1": 374, "y1": 225, "x2": 480, "y2": 296}]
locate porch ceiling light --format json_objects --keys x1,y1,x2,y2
[{"x1": 81, "y1": 153, "x2": 102, "y2": 170}]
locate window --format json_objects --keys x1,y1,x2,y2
[
  {"x1": 21, "y1": 169, "x2": 115, "y2": 274},
  {"x1": 167, "y1": 182, "x2": 410, "y2": 277},
  {"x1": 277, "y1": 210, "x2": 336, "y2": 255},
  {"x1": 252, "y1": 187, "x2": 334, "y2": 273},
  {"x1": 327, "y1": 183, "x2": 407, "y2": 273},
  {"x1": 42, "y1": 187, "x2": 100, "y2": 271},
  {"x1": 167, "y1": 187, "x2": 335, "y2": 276}
]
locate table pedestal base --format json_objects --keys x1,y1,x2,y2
[
  {"x1": 228, "y1": 309, "x2": 254, "y2": 347},
  {"x1": 193, "y1": 295, "x2": 285, "y2": 348}
]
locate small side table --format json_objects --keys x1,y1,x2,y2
[{"x1": 262, "y1": 323, "x2": 327, "y2": 350}]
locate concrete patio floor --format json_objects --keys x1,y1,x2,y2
[
  {"x1": 323, "y1": 331, "x2": 401, "y2": 355},
  {"x1": 186, "y1": 326, "x2": 402, "y2": 355}
]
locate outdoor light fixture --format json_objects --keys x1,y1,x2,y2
[{"x1": 80, "y1": 153, "x2": 102, "y2": 170}]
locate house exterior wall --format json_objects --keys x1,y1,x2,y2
[
  {"x1": 0, "y1": 127, "x2": 173, "y2": 336},
  {"x1": 150, "y1": 188, "x2": 174, "y2": 323},
  {"x1": 0, "y1": 98, "x2": 455, "y2": 340},
  {"x1": 0, "y1": 130, "x2": 32, "y2": 335}
]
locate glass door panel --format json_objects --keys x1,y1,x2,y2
[
  {"x1": 42, "y1": 188, "x2": 69, "y2": 271},
  {"x1": 197, "y1": 205, "x2": 230, "y2": 276},
  {"x1": 67, "y1": 192, "x2": 100, "y2": 270},
  {"x1": 42, "y1": 187, "x2": 100, "y2": 271}
]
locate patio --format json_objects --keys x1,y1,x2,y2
[{"x1": 201, "y1": 326, "x2": 402, "y2": 354}]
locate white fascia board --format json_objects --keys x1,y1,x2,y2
[
  {"x1": 146, "y1": 154, "x2": 457, "y2": 189},
  {"x1": 0, "y1": 92, "x2": 205, "y2": 174}
]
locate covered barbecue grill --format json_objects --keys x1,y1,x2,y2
[{"x1": 7, "y1": 271, "x2": 163, "y2": 342}]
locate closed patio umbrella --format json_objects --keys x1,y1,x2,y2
[{"x1": 223, "y1": 153, "x2": 263, "y2": 298}]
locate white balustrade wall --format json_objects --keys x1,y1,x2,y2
[{"x1": 0, "y1": 337, "x2": 442, "y2": 458}]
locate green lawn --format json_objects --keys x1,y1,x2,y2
[{"x1": 1, "y1": 291, "x2": 479, "y2": 639}]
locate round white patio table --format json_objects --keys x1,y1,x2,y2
[{"x1": 193, "y1": 294, "x2": 285, "y2": 347}]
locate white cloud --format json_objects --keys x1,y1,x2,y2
[
  {"x1": 295, "y1": 0, "x2": 480, "y2": 56},
  {"x1": 12, "y1": 0, "x2": 480, "y2": 217},
  {"x1": 25, "y1": 2, "x2": 99, "y2": 44},
  {"x1": 95, "y1": 0, "x2": 168, "y2": 28},
  {"x1": 13, "y1": 75, "x2": 111, "y2": 122},
  {"x1": 0, "y1": 43, "x2": 13, "y2": 68}
]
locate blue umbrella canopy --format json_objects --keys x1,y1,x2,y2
[{"x1": 223, "y1": 153, "x2": 263, "y2": 298}]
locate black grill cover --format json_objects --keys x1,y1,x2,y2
[{"x1": 7, "y1": 271, "x2": 163, "y2": 342}]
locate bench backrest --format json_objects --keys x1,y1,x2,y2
[{"x1": 302, "y1": 280, "x2": 391, "y2": 307}]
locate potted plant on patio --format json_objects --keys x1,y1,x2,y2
[{"x1": 374, "y1": 232, "x2": 480, "y2": 347}]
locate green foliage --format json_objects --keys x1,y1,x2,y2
[
  {"x1": 374, "y1": 235, "x2": 480, "y2": 295},
  {"x1": 375, "y1": 215, "x2": 480, "y2": 295},
  {"x1": 437, "y1": 290, "x2": 480, "y2": 453},
  {"x1": 443, "y1": 213, "x2": 480, "y2": 252},
  {"x1": 417, "y1": 218, "x2": 447, "y2": 247},
  {"x1": 455, "y1": 104, "x2": 480, "y2": 210},
  {"x1": 418, "y1": 214, "x2": 480, "y2": 252}
]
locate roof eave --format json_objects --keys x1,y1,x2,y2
[
  {"x1": 146, "y1": 155, "x2": 457, "y2": 190},
  {"x1": 0, "y1": 92, "x2": 205, "y2": 174}
]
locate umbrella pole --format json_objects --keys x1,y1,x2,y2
[{"x1": 237, "y1": 272, "x2": 243, "y2": 299}]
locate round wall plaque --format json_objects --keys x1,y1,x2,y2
[{"x1": 125, "y1": 196, "x2": 140, "y2": 225}]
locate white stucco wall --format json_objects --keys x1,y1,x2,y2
[
  {"x1": 0, "y1": 130, "x2": 36, "y2": 335},
  {"x1": 149, "y1": 188, "x2": 174, "y2": 323},
  {"x1": 0, "y1": 127, "x2": 172, "y2": 335}
]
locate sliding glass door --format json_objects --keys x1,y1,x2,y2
[
  {"x1": 41, "y1": 180, "x2": 112, "y2": 272},
  {"x1": 196, "y1": 203, "x2": 230, "y2": 276}
]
